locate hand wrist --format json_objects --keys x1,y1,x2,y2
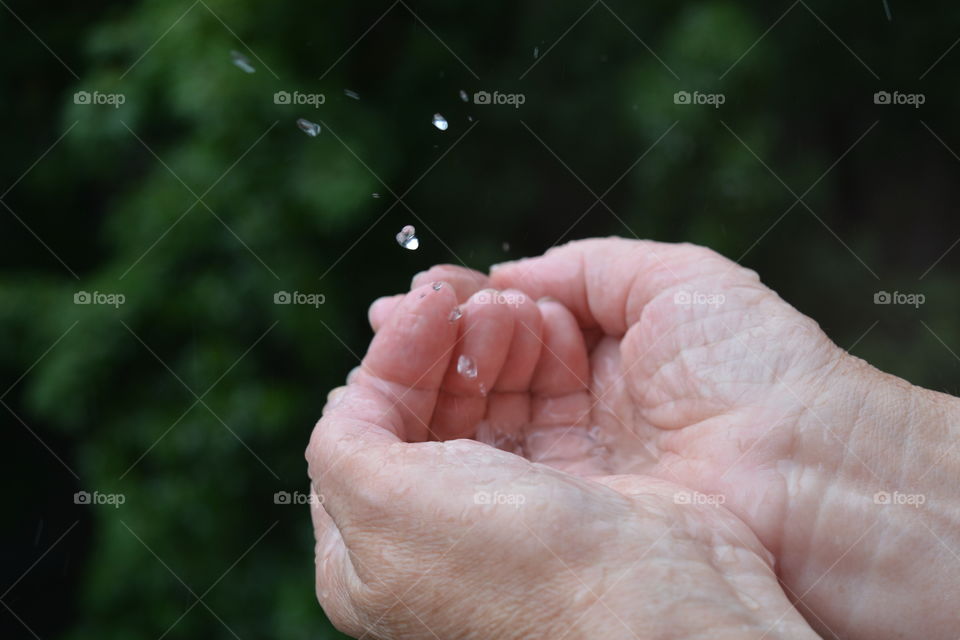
[{"x1": 779, "y1": 351, "x2": 960, "y2": 638}]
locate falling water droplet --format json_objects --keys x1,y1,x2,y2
[
  {"x1": 296, "y1": 118, "x2": 321, "y2": 137},
  {"x1": 230, "y1": 50, "x2": 255, "y2": 73},
  {"x1": 448, "y1": 307, "x2": 462, "y2": 322},
  {"x1": 467, "y1": 115, "x2": 474, "y2": 122},
  {"x1": 396, "y1": 225, "x2": 418, "y2": 250},
  {"x1": 502, "y1": 241, "x2": 510, "y2": 252},
  {"x1": 372, "y1": 193, "x2": 381, "y2": 198},
  {"x1": 344, "y1": 89, "x2": 360, "y2": 100},
  {"x1": 457, "y1": 355, "x2": 478, "y2": 379},
  {"x1": 432, "y1": 113, "x2": 449, "y2": 131},
  {"x1": 533, "y1": 46, "x2": 539, "y2": 59},
  {"x1": 459, "y1": 89, "x2": 469, "y2": 102}
]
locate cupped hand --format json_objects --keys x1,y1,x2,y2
[
  {"x1": 344, "y1": 237, "x2": 960, "y2": 638},
  {"x1": 370, "y1": 240, "x2": 846, "y2": 554},
  {"x1": 306, "y1": 282, "x2": 816, "y2": 639}
]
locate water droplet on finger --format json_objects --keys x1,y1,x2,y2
[{"x1": 457, "y1": 355, "x2": 477, "y2": 379}]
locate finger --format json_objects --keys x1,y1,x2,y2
[
  {"x1": 368, "y1": 294, "x2": 404, "y2": 332},
  {"x1": 411, "y1": 265, "x2": 490, "y2": 302},
  {"x1": 354, "y1": 282, "x2": 459, "y2": 441},
  {"x1": 431, "y1": 289, "x2": 516, "y2": 440},
  {"x1": 490, "y1": 238, "x2": 748, "y2": 336},
  {"x1": 530, "y1": 299, "x2": 591, "y2": 403},
  {"x1": 478, "y1": 291, "x2": 543, "y2": 450},
  {"x1": 523, "y1": 299, "x2": 594, "y2": 465},
  {"x1": 493, "y1": 290, "x2": 543, "y2": 392}
]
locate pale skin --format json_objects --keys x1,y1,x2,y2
[{"x1": 306, "y1": 238, "x2": 960, "y2": 639}]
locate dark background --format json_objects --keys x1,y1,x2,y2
[{"x1": 2, "y1": 1, "x2": 958, "y2": 638}]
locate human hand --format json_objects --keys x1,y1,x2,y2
[
  {"x1": 370, "y1": 238, "x2": 960, "y2": 638},
  {"x1": 306, "y1": 282, "x2": 818, "y2": 640}
]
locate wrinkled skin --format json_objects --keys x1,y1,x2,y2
[{"x1": 309, "y1": 238, "x2": 960, "y2": 639}]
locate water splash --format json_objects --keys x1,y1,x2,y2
[
  {"x1": 457, "y1": 355, "x2": 477, "y2": 379},
  {"x1": 432, "y1": 113, "x2": 449, "y2": 131},
  {"x1": 396, "y1": 225, "x2": 419, "y2": 250},
  {"x1": 230, "y1": 50, "x2": 255, "y2": 73},
  {"x1": 296, "y1": 118, "x2": 321, "y2": 137}
]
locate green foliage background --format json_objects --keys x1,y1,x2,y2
[{"x1": 3, "y1": 1, "x2": 959, "y2": 637}]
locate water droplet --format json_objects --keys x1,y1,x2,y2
[
  {"x1": 344, "y1": 89, "x2": 360, "y2": 100},
  {"x1": 230, "y1": 50, "x2": 255, "y2": 73},
  {"x1": 457, "y1": 355, "x2": 477, "y2": 379},
  {"x1": 372, "y1": 193, "x2": 381, "y2": 198},
  {"x1": 432, "y1": 281, "x2": 443, "y2": 291},
  {"x1": 459, "y1": 89, "x2": 469, "y2": 102},
  {"x1": 479, "y1": 382, "x2": 488, "y2": 396},
  {"x1": 396, "y1": 225, "x2": 418, "y2": 250},
  {"x1": 432, "y1": 113, "x2": 449, "y2": 131},
  {"x1": 467, "y1": 115, "x2": 474, "y2": 122},
  {"x1": 448, "y1": 307, "x2": 462, "y2": 322},
  {"x1": 296, "y1": 118, "x2": 321, "y2": 137},
  {"x1": 502, "y1": 241, "x2": 510, "y2": 252},
  {"x1": 533, "y1": 46, "x2": 539, "y2": 59}
]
